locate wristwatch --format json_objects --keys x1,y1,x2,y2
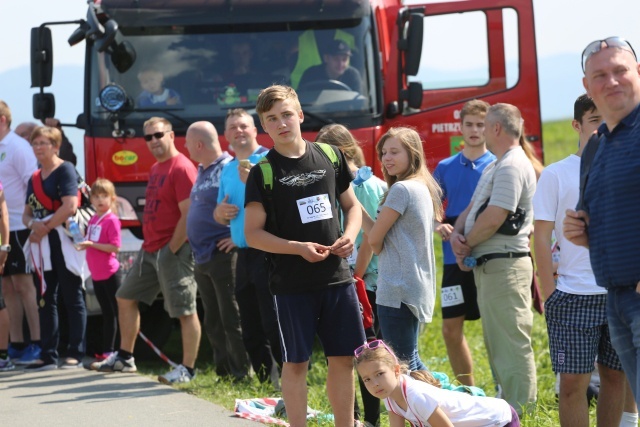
[{"x1": 0, "y1": 245, "x2": 11, "y2": 252}]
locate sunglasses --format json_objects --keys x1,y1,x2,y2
[
  {"x1": 143, "y1": 131, "x2": 169, "y2": 141},
  {"x1": 581, "y1": 37, "x2": 637, "y2": 73},
  {"x1": 354, "y1": 340, "x2": 398, "y2": 364}
]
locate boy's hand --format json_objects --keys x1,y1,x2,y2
[
  {"x1": 435, "y1": 223, "x2": 454, "y2": 241},
  {"x1": 297, "y1": 242, "x2": 331, "y2": 263},
  {"x1": 329, "y1": 236, "x2": 354, "y2": 258}
]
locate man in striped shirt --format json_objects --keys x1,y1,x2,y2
[{"x1": 450, "y1": 103, "x2": 537, "y2": 415}]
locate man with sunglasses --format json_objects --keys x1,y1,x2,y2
[
  {"x1": 564, "y1": 37, "x2": 640, "y2": 409},
  {"x1": 95, "y1": 117, "x2": 201, "y2": 385}
]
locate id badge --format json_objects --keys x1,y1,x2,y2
[
  {"x1": 346, "y1": 245, "x2": 359, "y2": 265},
  {"x1": 89, "y1": 225, "x2": 102, "y2": 242},
  {"x1": 297, "y1": 194, "x2": 333, "y2": 224}
]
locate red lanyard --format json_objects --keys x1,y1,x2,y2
[{"x1": 386, "y1": 376, "x2": 425, "y2": 427}]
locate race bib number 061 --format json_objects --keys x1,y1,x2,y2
[
  {"x1": 297, "y1": 194, "x2": 333, "y2": 224},
  {"x1": 441, "y1": 285, "x2": 464, "y2": 308}
]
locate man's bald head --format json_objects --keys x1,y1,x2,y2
[
  {"x1": 185, "y1": 121, "x2": 222, "y2": 164},
  {"x1": 187, "y1": 121, "x2": 219, "y2": 150},
  {"x1": 15, "y1": 122, "x2": 38, "y2": 141}
]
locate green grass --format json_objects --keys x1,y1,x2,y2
[
  {"x1": 542, "y1": 119, "x2": 578, "y2": 165},
  {"x1": 139, "y1": 119, "x2": 598, "y2": 426}
]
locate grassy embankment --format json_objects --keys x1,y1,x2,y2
[{"x1": 139, "y1": 119, "x2": 587, "y2": 426}]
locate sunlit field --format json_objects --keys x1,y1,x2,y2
[{"x1": 138, "y1": 120, "x2": 594, "y2": 426}]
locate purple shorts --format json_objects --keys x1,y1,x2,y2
[{"x1": 503, "y1": 405, "x2": 520, "y2": 427}]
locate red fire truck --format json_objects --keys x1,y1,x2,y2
[{"x1": 30, "y1": 0, "x2": 542, "y2": 352}]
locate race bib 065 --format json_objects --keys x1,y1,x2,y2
[{"x1": 297, "y1": 194, "x2": 333, "y2": 224}]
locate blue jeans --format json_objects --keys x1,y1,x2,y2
[
  {"x1": 607, "y1": 287, "x2": 640, "y2": 407},
  {"x1": 377, "y1": 303, "x2": 427, "y2": 371}
]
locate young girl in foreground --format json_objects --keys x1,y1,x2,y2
[
  {"x1": 360, "y1": 127, "x2": 442, "y2": 371},
  {"x1": 76, "y1": 179, "x2": 121, "y2": 360},
  {"x1": 354, "y1": 340, "x2": 520, "y2": 427}
]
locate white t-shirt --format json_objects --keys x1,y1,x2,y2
[
  {"x1": 0, "y1": 131, "x2": 38, "y2": 230},
  {"x1": 384, "y1": 375, "x2": 512, "y2": 427},
  {"x1": 532, "y1": 154, "x2": 602, "y2": 295}
]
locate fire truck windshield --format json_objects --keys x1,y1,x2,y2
[{"x1": 88, "y1": 19, "x2": 378, "y2": 134}]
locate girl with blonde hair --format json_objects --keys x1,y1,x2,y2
[
  {"x1": 360, "y1": 127, "x2": 443, "y2": 372},
  {"x1": 354, "y1": 340, "x2": 519, "y2": 427}
]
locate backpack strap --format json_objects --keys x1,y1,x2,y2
[
  {"x1": 257, "y1": 155, "x2": 274, "y2": 193},
  {"x1": 314, "y1": 142, "x2": 342, "y2": 223},
  {"x1": 257, "y1": 153, "x2": 278, "y2": 233},
  {"x1": 315, "y1": 142, "x2": 340, "y2": 180},
  {"x1": 32, "y1": 170, "x2": 61, "y2": 212}
]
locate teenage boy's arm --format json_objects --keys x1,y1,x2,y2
[
  {"x1": 533, "y1": 220, "x2": 556, "y2": 300},
  {"x1": 244, "y1": 201, "x2": 331, "y2": 263},
  {"x1": 330, "y1": 186, "x2": 362, "y2": 258}
]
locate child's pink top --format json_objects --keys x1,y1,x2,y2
[{"x1": 86, "y1": 211, "x2": 121, "y2": 281}]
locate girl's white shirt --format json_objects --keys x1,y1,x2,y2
[{"x1": 384, "y1": 374, "x2": 512, "y2": 427}]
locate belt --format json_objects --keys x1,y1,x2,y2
[{"x1": 476, "y1": 252, "x2": 529, "y2": 266}]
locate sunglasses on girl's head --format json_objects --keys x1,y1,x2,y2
[
  {"x1": 143, "y1": 131, "x2": 168, "y2": 141},
  {"x1": 581, "y1": 37, "x2": 637, "y2": 73},
  {"x1": 354, "y1": 340, "x2": 398, "y2": 364}
]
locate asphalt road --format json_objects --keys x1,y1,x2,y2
[{"x1": 0, "y1": 365, "x2": 258, "y2": 426}]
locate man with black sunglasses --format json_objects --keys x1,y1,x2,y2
[
  {"x1": 564, "y1": 37, "x2": 640, "y2": 410},
  {"x1": 93, "y1": 117, "x2": 201, "y2": 385}
]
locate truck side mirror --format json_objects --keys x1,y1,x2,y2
[
  {"x1": 30, "y1": 27, "x2": 53, "y2": 88},
  {"x1": 33, "y1": 93, "x2": 56, "y2": 121},
  {"x1": 97, "y1": 19, "x2": 119, "y2": 53},
  {"x1": 75, "y1": 113, "x2": 87, "y2": 130},
  {"x1": 404, "y1": 13, "x2": 423, "y2": 77},
  {"x1": 111, "y1": 40, "x2": 136, "y2": 73},
  {"x1": 403, "y1": 82, "x2": 423, "y2": 109}
]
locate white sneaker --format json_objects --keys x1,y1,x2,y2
[
  {"x1": 158, "y1": 364, "x2": 194, "y2": 385},
  {"x1": 0, "y1": 357, "x2": 15, "y2": 371},
  {"x1": 90, "y1": 352, "x2": 137, "y2": 372}
]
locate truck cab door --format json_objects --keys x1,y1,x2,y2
[{"x1": 388, "y1": 0, "x2": 541, "y2": 168}]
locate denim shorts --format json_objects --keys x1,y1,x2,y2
[{"x1": 545, "y1": 289, "x2": 622, "y2": 373}]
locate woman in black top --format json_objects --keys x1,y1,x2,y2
[{"x1": 22, "y1": 126, "x2": 86, "y2": 371}]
